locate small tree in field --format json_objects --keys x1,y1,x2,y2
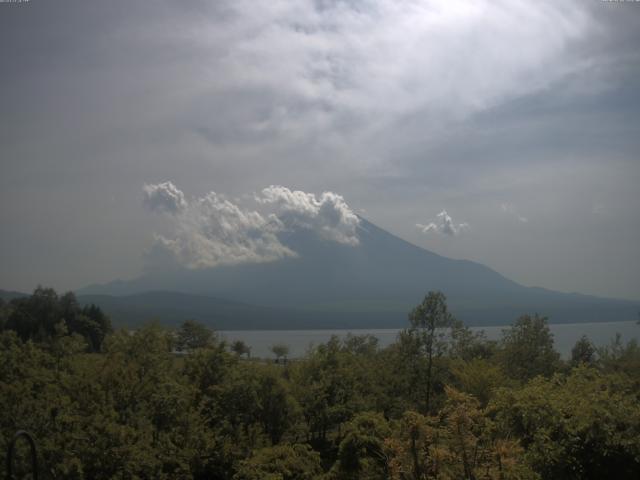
[
  {"x1": 231, "y1": 339, "x2": 251, "y2": 358},
  {"x1": 271, "y1": 343, "x2": 290, "y2": 363}
]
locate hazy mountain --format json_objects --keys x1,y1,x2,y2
[
  {"x1": 76, "y1": 292, "x2": 285, "y2": 329},
  {"x1": 0, "y1": 289, "x2": 29, "y2": 302},
  {"x1": 77, "y1": 218, "x2": 638, "y2": 328}
]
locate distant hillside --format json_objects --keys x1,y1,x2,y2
[
  {"x1": 0, "y1": 289, "x2": 28, "y2": 302},
  {"x1": 76, "y1": 291, "x2": 415, "y2": 330},
  {"x1": 78, "y1": 218, "x2": 639, "y2": 328},
  {"x1": 77, "y1": 291, "x2": 304, "y2": 330}
]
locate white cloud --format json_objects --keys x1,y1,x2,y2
[
  {"x1": 417, "y1": 210, "x2": 469, "y2": 236},
  {"x1": 500, "y1": 203, "x2": 528, "y2": 223},
  {"x1": 143, "y1": 182, "x2": 360, "y2": 269},
  {"x1": 258, "y1": 185, "x2": 360, "y2": 245},
  {"x1": 184, "y1": 0, "x2": 594, "y2": 147},
  {"x1": 142, "y1": 181, "x2": 187, "y2": 214}
]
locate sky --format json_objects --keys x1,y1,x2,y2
[{"x1": 1, "y1": 0, "x2": 639, "y2": 300}]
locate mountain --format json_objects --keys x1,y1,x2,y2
[
  {"x1": 75, "y1": 291, "x2": 418, "y2": 330},
  {"x1": 76, "y1": 292, "x2": 287, "y2": 329},
  {"x1": 0, "y1": 289, "x2": 29, "y2": 302},
  {"x1": 79, "y1": 218, "x2": 638, "y2": 328}
]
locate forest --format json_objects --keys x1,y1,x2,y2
[{"x1": 1, "y1": 287, "x2": 639, "y2": 479}]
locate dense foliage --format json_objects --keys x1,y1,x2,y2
[
  {"x1": 1, "y1": 289, "x2": 639, "y2": 479},
  {"x1": 1, "y1": 287, "x2": 112, "y2": 352}
]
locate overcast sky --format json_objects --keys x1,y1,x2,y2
[{"x1": 1, "y1": 0, "x2": 639, "y2": 300}]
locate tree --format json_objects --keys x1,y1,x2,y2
[
  {"x1": 231, "y1": 339, "x2": 251, "y2": 358},
  {"x1": 6, "y1": 286, "x2": 60, "y2": 341},
  {"x1": 491, "y1": 366, "x2": 640, "y2": 479},
  {"x1": 597, "y1": 334, "x2": 640, "y2": 378},
  {"x1": 570, "y1": 335, "x2": 596, "y2": 367},
  {"x1": 385, "y1": 390, "x2": 537, "y2": 480},
  {"x1": 4, "y1": 288, "x2": 111, "y2": 351},
  {"x1": 332, "y1": 412, "x2": 391, "y2": 479},
  {"x1": 451, "y1": 358, "x2": 508, "y2": 407},
  {"x1": 271, "y1": 343, "x2": 290, "y2": 363},
  {"x1": 80, "y1": 303, "x2": 112, "y2": 351},
  {"x1": 175, "y1": 319, "x2": 214, "y2": 352},
  {"x1": 385, "y1": 410, "x2": 439, "y2": 480},
  {"x1": 255, "y1": 368, "x2": 301, "y2": 444},
  {"x1": 408, "y1": 291, "x2": 459, "y2": 412},
  {"x1": 50, "y1": 320, "x2": 87, "y2": 373},
  {"x1": 233, "y1": 444, "x2": 322, "y2": 480},
  {"x1": 499, "y1": 314, "x2": 560, "y2": 381},
  {"x1": 0, "y1": 297, "x2": 9, "y2": 331},
  {"x1": 438, "y1": 387, "x2": 536, "y2": 480}
]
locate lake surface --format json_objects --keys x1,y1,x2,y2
[{"x1": 221, "y1": 321, "x2": 640, "y2": 359}]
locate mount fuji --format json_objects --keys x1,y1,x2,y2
[{"x1": 77, "y1": 218, "x2": 638, "y2": 329}]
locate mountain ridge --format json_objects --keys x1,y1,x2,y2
[{"x1": 74, "y1": 217, "x2": 638, "y2": 328}]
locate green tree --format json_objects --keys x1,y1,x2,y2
[
  {"x1": 408, "y1": 291, "x2": 459, "y2": 412},
  {"x1": 385, "y1": 390, "x2": 537, "y2": 480},
  {"x1": 233, "y1": 444, "x2": 323, "y2": 480},
  {"x1": 451, "y1": 358, "x2": 509, "y2": 406},
  {"x1": 271, "y1": 343, "x2": 290, "y2": 363},
  {"x1": 290, "y1": 336, "x2": 380, "y2": 445},
  {"x1": 597, "y1": 334, "x2": 640, "y2": 378},
  {"x1": 0, "y1": 297, "x2": 7, "y2": 331},
  {"x1": 183, "y1": 341, "x2": 236, "y2": 395},
  {"x1": 332, "y1": 412, "x2": 390, "y2": 479},
  {"x1": 175, "y1": 319, "x2": 215, "y2": 352},
  {"x1": 499, "y1": 314, "x2": 560, "y2": 381},
  {"x1": 3, "y1": 288, "x2": 111, "y2": 351},
  {"x1": 440, "y1": 387, "x2": 536, "y2": 480},
  {"x1": 491, "y1": 366, "x2": 640, "y2": 479},
  {"x1": 342, "y1": 333, "x2": 379, "y2": 356},
  {"x1": 6, "y1": 286, "x2": 60, "y2": 341},
  {"x1": 255, "y1": 367, "x2": 301, "y2": 445},
  {"x1": 231, "y1": 339, "x2": 252, "y2": 358},
  {"x1": 385, "y1": 410, "x2": 439, "y2": 480},
  {"x1": 80, "y1": 303, "x2": 112, "y2": 351},
  {"x1": 570, "y1": 335, "x2": 596, "y2": 367},
  {"x1": 383, "y1": 329, "x2": 428, "y2": 414}
]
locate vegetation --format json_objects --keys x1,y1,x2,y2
[
  {"x1": 175, "y1": 319, "x2": 216, "y2": 352},
  {"x1": 1, "y1": 289, "x2": 639, "y2": 479},
  {"x1": 271, "y1": 343, "x2": 291, "y2": 363},
  {"x1": 2, "y1": 286, "x2": 111, "y2": 352},
  {"x1": 231, "y1": 340, "x2": 251, "y2": 359}
]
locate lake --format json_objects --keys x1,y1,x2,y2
[{"x1": 221, "y1": 321, "x2": 640, "y2": 359}]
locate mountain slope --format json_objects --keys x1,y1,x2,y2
[
  {"x1": 0, "y1": 289, "x2": 29, "y2": 302},
  {"x1": 79, "y1": 218, "x2": 638, "y2": 327},
  {"x1": 76, "y1": 291, "x2": 425, "y2": 330}
]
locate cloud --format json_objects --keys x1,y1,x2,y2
[
  {"x1": 258, "y1": 186, "x2": 360, "y2": 245},
  {"x1": 181, "y1": 0, "x2": 595, "y2": 148},
  {"x1": 143, "y1": 182, "x2": 360, "y2": 269},
  {"x1": 149, "y1": 191, "x2": 295, "y2": 269},
  {"x1": 500, "y1": 203, "x2": 528, "y2": 223},
  {"x1": 143, "y1": 182, "x2": 187, "y2": 214},
  {"x1": 3, "y1": 1, "x2": 639, "y2": 300},
  {"x1": 417, "y1": 210, "x2": 469, "y2": 236}
]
